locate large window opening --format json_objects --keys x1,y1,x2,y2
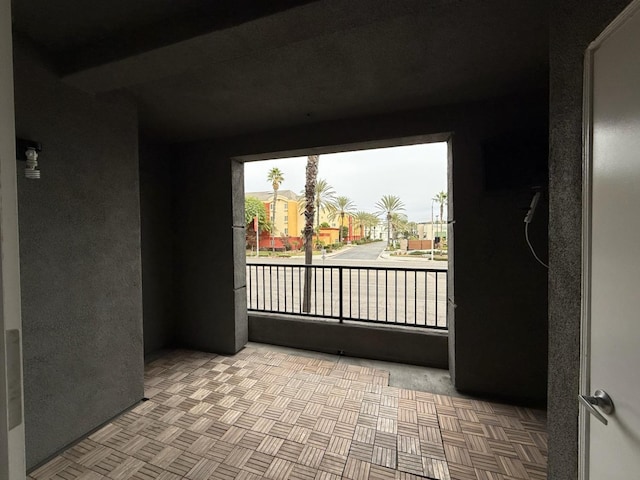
[{"x1": 242, "y1": 140, "x2": 450, "y2": 330}]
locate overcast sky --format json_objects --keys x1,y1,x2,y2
[{"x1": 244, "y1": 143, "x2": 448, "y2": 223}]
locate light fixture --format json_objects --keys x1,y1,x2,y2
[{"x1": 16, "y1": 138, "x2": 41, "y2": 179}]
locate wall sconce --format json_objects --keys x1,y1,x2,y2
[{"x1": 16, "y1": 138, "x2": 41, "y2": 179}]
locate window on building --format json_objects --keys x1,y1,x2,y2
[
  {"x1": 284, "y1": 203, "x2": 289, "y2": 211},
  {"x1": 284, "y1": 216, "x2": 288, "y2": 222},
  {"x1": 284, "y1": 228, "x2": 288, "y2": 235}
]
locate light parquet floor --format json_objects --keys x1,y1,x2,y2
[{"x1": 29, "y1": 347, "x2": 547, "y2": 480}]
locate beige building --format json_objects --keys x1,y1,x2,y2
[
  {"x1": 246, "y1": 190, "x2": 343, "y2": 237},
  {"x1": 246, "y1": 190, "x2": 301, "y2": 237},
  {"x1": 417, "y1": 221, "x2": 448, "y2": 242}
]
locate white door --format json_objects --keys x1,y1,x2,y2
[
  {"x1": 581, "y1": 1, "x2": 640, "y2": 479},
  {"x1": 0, "y1": 0, "x2": 26, "y2": 478}
]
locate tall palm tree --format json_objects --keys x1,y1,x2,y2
[
  {"x1": 267, "y1": 167, "x2": 284, "y2": 251},
  {"x1": 333, "y1": 196, "x2": 356, "y2": 243},
  {"x1": 302, "y1": 155, "x2": 319, "y2": 312},
  {"x1": 375, "y1": 195, "x2": 405, "y2": 246},
  {"x1": 433, "y1": 190, "x2": 447, "y2": 243}
]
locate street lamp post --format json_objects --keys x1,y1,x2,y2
[
  {"x1": 430, "y1": 199, "x2": 435, "y2": 260},
  {"x1": 254, "y1": 216, "x2": 260, "y2": 257}
]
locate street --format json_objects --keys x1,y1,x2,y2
[
  {"x1": 329, "y1": 240, "x2": 386, "y2": 260},
  {"x1": 247, "y1": 242, "x2": 448, "y2": 270}
]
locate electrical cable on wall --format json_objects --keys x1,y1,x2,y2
[{"x1": 524, "y1": 191, "x2": 549, "y2": 269}]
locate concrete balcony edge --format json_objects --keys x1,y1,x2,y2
[{"x1": 248, "y1": 312, "x2": 448, "y2": 369}]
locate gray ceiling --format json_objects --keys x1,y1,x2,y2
[{"x1": 12, "y1": 0, "x2": 549, "y2": 141}]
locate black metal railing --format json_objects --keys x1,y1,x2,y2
[{"x1": 246, "y1": 264, "x2": 447, "y2": 329}]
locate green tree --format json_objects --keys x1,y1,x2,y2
[
  {"x1": 267, "y1": 167, "x2": 284, "y2": 251},
  {"x1": 390, "y1": 213, "x2": 409, "y2": 240},
  {"x1": 375, "y1": 195, "x2": 405, "y2": 246},
  {"x1": 245, "y1": 196, "x2": 271, "y2": 252},
  {"x1": 407, "y1": 221, "x2": 418, "y2": 238},
  {"x1": 245, "y1": 196, "x2": 271, "y2": 232},
  {"x1": 364, "y1": 213, "x2": 380, "y2": 239},
  {"x1": 333, "y1": 196, "x2": 356, "y2": 243}
]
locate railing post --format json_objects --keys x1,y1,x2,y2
[{"x1": 338, "y1": 266, "x2": 343, "y2": 323}]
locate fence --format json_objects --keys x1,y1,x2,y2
[{"x1": 246, "y1": 264, "x2": 447, "y2": 329}]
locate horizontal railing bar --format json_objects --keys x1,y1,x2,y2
[
  {"x1": 249, "y1": 311, "x2": 448, "y2": 329},
  {"x1": 249, "y1": 310, "x2": 448, "y2": 327},
  {"x1": 251, "y1": 308, "x2": 342, "y2": 320},
  {"x1": 247, "y1": 263, "x2": 445, "y2": 273},
  {"x1": 340, "y1": 316, "x2": 448, "y2": 329}
]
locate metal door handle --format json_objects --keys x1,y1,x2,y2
[{"x1": 579, "y1": 389, "x2": 614, "y2": 426}]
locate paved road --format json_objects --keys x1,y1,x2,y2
[
  {"x1": 329, "y1": 241, "x2": 387, "y2": 260},
  {"x1": 247, "y1": 244, "x2": 447, "y2": 270}
]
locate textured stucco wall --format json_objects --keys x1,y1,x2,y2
[
  {"x1": 249, "y1": 314, "x2": 448, "y2": 368},
  {"x1": 13, "y1": 44, "x2": 144, "y2": 469},
  {"x1": 451, "y1": 127, "x2": 549, "y2": 406},
  {"x1": 139, "y1": 140, "x2": 175, "y2": 357},
  {"x1": 172, "y1": 149, "x2": 247, "y2": 354},
  {"x1": 547, "y1": 1, "x2": 631, "y2": 478},
  {"x1": 175, "y1": 93, "x2": 549, "y2": 404}
]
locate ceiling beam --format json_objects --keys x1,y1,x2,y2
[{"x1": 60, "y1": 0, "x2": 446, "y2": 93}]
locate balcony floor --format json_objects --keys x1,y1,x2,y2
[{"x1": 29, "y1": 346, "x2": 547, "y2": 480}]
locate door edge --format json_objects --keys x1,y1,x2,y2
[{"x1": 579, "y1": 2, "x2": 640, "y2": 479}]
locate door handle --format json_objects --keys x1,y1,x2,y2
[{"x1": 579, "y1": 389, "x2": 615, "y2": 426}]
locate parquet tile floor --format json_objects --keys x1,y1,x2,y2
[{"x1": 29, "y1": 347, "x2": 547, "y2": 480}]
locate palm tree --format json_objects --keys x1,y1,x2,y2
[
  {"x1": 375, "y1": 195, "x2": 405, "y2": 246},
  {"x1": 314, "y1": 179, "x2": 337, "y2": 231},
  {"x1": 407, "y1": 221, "x2": 418, "y2": 238},
  {"x1": 298, "y1": 178, "x2": 336, "y2": 231},
  {"x1": 302, "y1": 155, "x2": 319, "y2": 312},
  {"x1": 433, "y1": 190, "x2": 447, "y2": 245},
  {"x1": 333, "y1": 196, "x2": 356, "y2": 243},
  {"x1": 353, "y1": 211, "x2": 370, "y2": 241},
  {"x1": 352, "y1": 212, "x2": 378, "y2": 240},
  {"x1": 390, "y1": 213, "x2": 409, "y2": 240},
  {"x1": 267, "y1": 167, "x2": 284, "y2": 251},
  {"x1": 366, "y1": 213, "x2": 380, "y2": 239}
]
